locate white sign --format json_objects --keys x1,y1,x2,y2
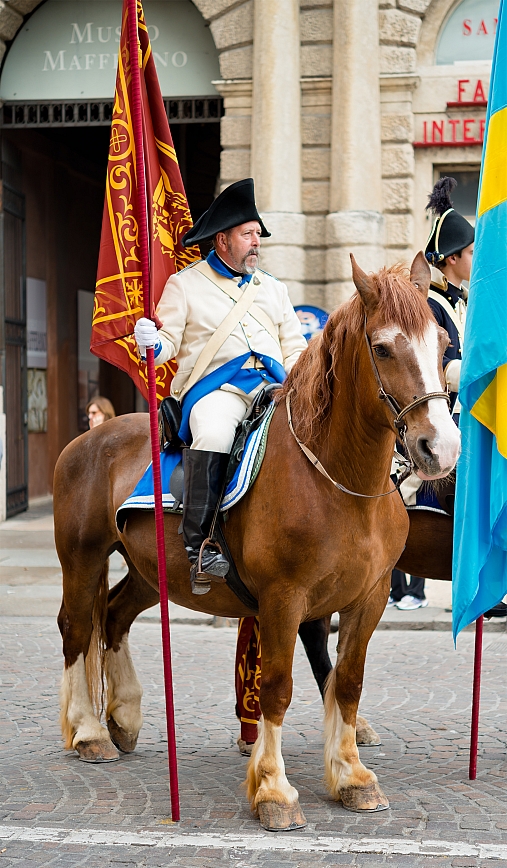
[
  {"x1": 0, "y1": 0, "x2": 220, "y2": 100},
  {"x1": 437, "y1": 0, "x2": 499, "y2": 65},
  {"x1": 26, "y1": 277, "x2": 47, "y2": 369}
]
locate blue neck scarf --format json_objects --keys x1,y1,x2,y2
[{"x1": 206, "y1": 249, "x2": 253, "y2": 288}]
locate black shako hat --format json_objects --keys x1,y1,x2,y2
[
  {"x1": 425, "y1": 177, "x2": 475, "y2": 265},
  {"x1": 182, "y1": 178, "x2": 270, "y2": 247}
]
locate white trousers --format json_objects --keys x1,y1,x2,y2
[{"x1": 189, "y1": 388, "x2": 253, "y2": 453}]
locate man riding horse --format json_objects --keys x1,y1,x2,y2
[{"x1": 134, "y1": 178, "x2": 307, "y2": 594}]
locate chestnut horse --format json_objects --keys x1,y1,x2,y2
[{"x1": 54, "y1": 253, "x2": 460, "y2": 831}]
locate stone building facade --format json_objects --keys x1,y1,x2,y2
[
  {"x1": 0, "y1": 0, "x2": 491, "y2": 307},
  {"x1": 205, "y1": 0, "x2": 488, "y2": 306},
  {"x1": 0, "y1": 0, "x2": 492, "y2": 515}
]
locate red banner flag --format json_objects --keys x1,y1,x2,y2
[{"x1": 91, "y1": 0, "x2": 200, "y2": 402}]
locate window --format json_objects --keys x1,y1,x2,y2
[
  {"x1": 436, "y1": 0, "x2": 499, "y2": 65},
  {"x1": 437, "y1": 168, "x2": 480, "y2": 223}
]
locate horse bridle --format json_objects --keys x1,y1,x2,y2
[
  {"x1": 286, "y1": 316, "x2": 451, "y2": 499},
  {"x1": 362, "y1": 318, "x2": 450, "y2": 439}
]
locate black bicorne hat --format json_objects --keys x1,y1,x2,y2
[
  {"x1": 182, "y1": 178, "x2": 271, "y2": 247},
  {"x1": 425, "y1": 177, "x2": 475, "y2": 265}
]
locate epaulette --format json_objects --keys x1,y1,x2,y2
[
  {"x1": 259, "y1": 269, "x2": 279, "y2": 282},
  {"x1": 175, "y1": 258, "x2": 203, "y2": 275}
]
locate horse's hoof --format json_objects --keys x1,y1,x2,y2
[
  {"x1": 76, "y1": 739, "x2": 120, "y2": 763},
  {"x1": 257, "y1": 800, "x2": 307, "y2": 832},
  {"x1": 107, "y1": 716, "x2": 138, "y2": 753},
  {"x1": 356, "y1": 717, "x2": 381, "y2": 747},
  {"x1": 340, "y1": 783, "x2": 389, "y2": 813}
]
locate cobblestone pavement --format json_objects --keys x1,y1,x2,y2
[{"x1": 1, "y1": 615, "x2": 507, "y2": 866}]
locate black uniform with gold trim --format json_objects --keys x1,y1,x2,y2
[{"x1": 425, "y1": 177, "x2": 474, "y2": 410}]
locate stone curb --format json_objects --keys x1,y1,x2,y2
[{"x1": 2, "y1": 601, "x2": 506, "y2": 631}]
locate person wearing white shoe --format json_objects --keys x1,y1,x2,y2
[
  {"x1": 396, "y1": 595, "x2": 429, "y2": 611},
  {"x1": 389, "y1": 568, "x2": 427, "y2": 609}
]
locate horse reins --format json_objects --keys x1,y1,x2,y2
[{"x1": 286, "y1": 316, "x2": 451, "y2": 500}]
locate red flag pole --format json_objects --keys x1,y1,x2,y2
[
  {"x1": 469, "y1": 615, "x2": 484, "y2": 780},
  {"x1": 126, "y1": 0, "x2": 180, "y2": 821}
]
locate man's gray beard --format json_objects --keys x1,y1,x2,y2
[
  {"x1": 227, "y1": 243, "x2": 259, "y2": 274},
  {"x1": 242, "y1": 256, "x2": 258, "y2": 275}
]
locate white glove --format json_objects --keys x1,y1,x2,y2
[
  {"x1": 444, "y1": 359, "x2": 461, "y2": 393},
  {"x1": 134, "y1": 317, "x2": 159, "y2": 357}
]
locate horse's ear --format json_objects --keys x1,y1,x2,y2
[
  {"x1": 350, "y1": 254, "x2": 379, "y2": 314},
  {"x1": 410, "y1": 251, "x2": 431, "y2": 298}
]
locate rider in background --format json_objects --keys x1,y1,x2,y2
[
  {"x1": 425, "y1": 177, "x2": 507, "y2": 620},
  {"x1": 388, "y1": 177, "x2": 474, "y2": 612}
]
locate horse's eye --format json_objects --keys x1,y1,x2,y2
[{"x1": 373, "y1": 345, "x2": 389, "y2": 359}]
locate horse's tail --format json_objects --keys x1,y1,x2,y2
[{"x1": 85, "y1": 559, "x2": 110, "y2": 720}]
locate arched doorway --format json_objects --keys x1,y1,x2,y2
[{"x1": 0, "y1": 0, "x2": 221, "y2": 514}]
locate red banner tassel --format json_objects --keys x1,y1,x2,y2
[{"x1": 235, "y1": 617, "x2": 262, "y2": 745}]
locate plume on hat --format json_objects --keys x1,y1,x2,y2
[{"x1": 426, "y1": 176, "x2": 457, "y2": 216}]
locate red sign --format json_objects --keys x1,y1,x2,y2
[
  {"x1": 414, "y1": 118, "x2": 485, "y2": 148},
  {"x1": 413, "y1": 79, "x2": 487, "y2": 149},
  {"x1": 447, "y1": 78, "x2": 488, "y2": 108},
  {"x1": 462, "y1": 17, "x2": 497, "y2": 37}
]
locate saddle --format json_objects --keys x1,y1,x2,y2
[
  {"x1": 225, "y1": 383, "x2": 282, "y2": 486},
  {"x1": 159, "y1": 381, "x2": 281, "y2": 521},
  {"x1": 159, "y1": 383, "x2": 281, "y2": 461}
]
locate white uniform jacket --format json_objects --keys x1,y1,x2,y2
[{"x1": 154, "y1": 261, "x2": 307, "y2": 401}]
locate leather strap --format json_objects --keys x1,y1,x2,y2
[
  {"x1": 216, "y1": 522, "x2": 259, "y2": 612},
  {"x1": 286, "y1": 393, "x2": 401, "y2": 499},
  {"x1": 194, "y1": 260, "x2": 279, "y2": 343},
  {"x1": 428, "y1": 289, "x2": 465, "y2": 343},
  {"x1": 183, "y1": 270, "x2": 261, "y2": 395}
]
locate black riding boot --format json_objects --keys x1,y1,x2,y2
[{"x1": 182, "y1": 449, "x2": 230, "y2": 595}]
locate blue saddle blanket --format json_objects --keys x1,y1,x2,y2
[{"x1": 115, "y1": 404, "x2": 275, "y2": 530}]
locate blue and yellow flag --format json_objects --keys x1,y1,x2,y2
[{"x1": 453, "y1": 0, "x2": 507, "y2": 638}]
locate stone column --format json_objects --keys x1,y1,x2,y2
[
  {"x1": 380, "y1": 74, "x2": 418, "y2": 268},
  {"x1": 250, "y1": 0, "x2": 305, "y2": 304},
  {"x1": 0, "y1": 386, "x2": 6, "y2": 522},
  {"x1": 326, "y1": 0, "x2": 385, "y2": 309}
]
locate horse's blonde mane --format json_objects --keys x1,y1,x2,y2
[{"x1": 278, "y1": 264, "x2": 433, "y2": 445}]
